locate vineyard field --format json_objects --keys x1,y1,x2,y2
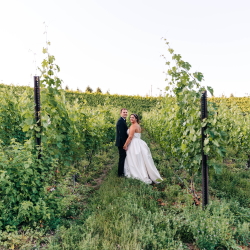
[
  {"x1": 1, "y1": 83, "x2": 250, "y2": 114},
  {"x1": 0, "y1": 42, "x2": 250, "y2": 249}
]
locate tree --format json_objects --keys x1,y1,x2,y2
[
  {"x1": 85, "y1": 86, "x2": 93, "y2": 93},
  {"x1": 96, "y1": 87, "x2": 102, "y2": 93},
  {"x1": 77, "y1": 87, "x2": 82, "y2": 92},
  {"x1": 65, "y1": 85, "x2": 69, "y2": 91}
]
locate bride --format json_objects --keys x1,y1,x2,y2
[{"x1": 123, "y1": 114, "x2": 163, "y2": 184}]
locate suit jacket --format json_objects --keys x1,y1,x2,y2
[{"x1": 115, "y1": 117, "x2": 128, "y2": 147}]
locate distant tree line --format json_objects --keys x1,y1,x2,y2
[{"x1": 65, "y1": 85, "x2": 110, "y2": 94}]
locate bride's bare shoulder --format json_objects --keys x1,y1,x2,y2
[
  {"x1": 129, "y1": 124, "x2": 136, "y2": 131},
  {"x1": 135, "y1": 124, "x2": 141, "y2": 133}
]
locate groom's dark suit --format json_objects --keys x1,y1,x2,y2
[{"x1": 115, "y1": 117, "x2": 128, "y2": 176}]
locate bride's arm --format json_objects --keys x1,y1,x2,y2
[{"x1": 123, "y1": 126, "x2": 135, "y2": 150}]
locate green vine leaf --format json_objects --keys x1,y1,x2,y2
[
  {"x1": 42, "y1": 48, "x2": 48, "y2": 54},
  {"x1": 193, "y1": 72, "x2": 204, "y2": 82},
  {"x1": 207, "y1": 86, "x2": 214, "y2": 96}
]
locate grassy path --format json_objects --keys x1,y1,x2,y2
[
  {"x1": 46, "y1": 168, "x2": 181, "y2": 249},
  {"x1": 44, "y1": 132, "x2": 187, "y2": 250},
  {"x1": 43, "y1": 131, "x2": 250, "y2": 250},
  {"x1": 45, "y1": 164, "x2": 185, "y2": 249},
  {"x1": 0, "y1": 130, "x2": 236, "y2": 249}
]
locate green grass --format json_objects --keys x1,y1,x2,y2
[
  {"x1": 45, "y1": 169, "x2": 250, "y2": 250},
  {"x1": 44, "y1": 131, "x2": 250, "y2": 250},
  {"x1": 1, "y1": 131, "x2": 250, "y2": 249},
  {"x1": 46, "y1": 168, "x2": 185, "y2": 250},
  {"x1": 210, "y1": 167, "x2": 250, "y2": 207}
]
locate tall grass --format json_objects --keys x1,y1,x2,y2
[
  {"x1": 2, "y1": 130, "x2": 249, "y2": 249},
  {"x1": 46, "y1": 165, "x2": 250, "y2": 249},
  {"x1": 47, "y1": 169, "x2": 184, "y2": 249}
]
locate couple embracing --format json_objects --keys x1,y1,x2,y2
[{"x1": 115, "y1": 108, "x2": 162, "y2": 184}]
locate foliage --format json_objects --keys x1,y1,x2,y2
[
  {"x1": 0, "y1": 86, "x2": 27, "y2": 145},
  {"x1": 1, "y1": 83, "x2": 250, "y2": 112},
  {"x1": 143, "y1": 40, "x2": 250, "y2": 184},
  {"x1": 0, "y1": 146, "x2": 115, "y2": 249},
  {"x1": 210, "y1": 167, "x2": 250, "y2": 207},
  {"x1": 0, "y1": 116, "x2": 249, "y2": 249},
  {"x1": 0, "y1": 83, "x2": 162, "y2": 119},
  {"x1": 85, "y1": 85, "x2": 93, "y2": 93},
  {"x1": 65, "y1": 91, "x2": 161, "y2": 118},
  {"x1": 46, "y1": 169, "x2": 185, "y2": 250},
  {"x1": 96, "y1": 87, "x2": 102, "y2": 93},
  {"x1": 0, "y1": 37, "x2": 250, "y2": 249},
  {"x1": 210, "y1": 96, "x2": 250, "y2": 114},
  {"x1": 0, "y1": 139, "x2": 65, "y2": 230},
  {"x1": 46, "y1": 156, "x2": 249, "y2": 250},
  {"x1": 143, "y1": 39, "x2": 226, "y2": 179},
  {"x1": 0, "y1": 41, "x2": 116, "y2": 231},
  {"x1": 180, "y1": 201, "x2": 241, "y2": 249}
]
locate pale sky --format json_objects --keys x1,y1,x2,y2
[{"x1": 0, "y1": 0, "x2": 249, "y2": 97}]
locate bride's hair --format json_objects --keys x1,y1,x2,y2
[{"x1": 131, "y1": 113, "x2": 140, "y2": 123}]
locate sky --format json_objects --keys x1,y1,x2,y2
[{"x1": 0, "y1": 0, "x2": 250, "y2": 97}]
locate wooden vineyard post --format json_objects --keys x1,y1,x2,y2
[
  {"x1": 201, "y1": 91, "x2": 209, "y2": 208},
  {"x1": 34, "y1": 76, "x2": 41, "y2": 159},
  {"x1": 247, "y1": 155, "x2": 250, "y2": 168}
]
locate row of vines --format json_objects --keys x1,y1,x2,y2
[
  {"x1": 0, "y1": 43, "x2": 117, "y2": 231},
  {"x1": 140, "y1": 40, "x2": 250, "y2": 248},
  {"x1": 143, "y1": 39, "x2": 250, "y2": 176},
  {"x1": 0, "y1": 38, "x2": 250, "y2": 248},
  {"x1": 0, "y1": 84, "x2": 161, "y2": 118},
  {"x1": 1, "y1": 85, "x2": 250, "y2": 115}
]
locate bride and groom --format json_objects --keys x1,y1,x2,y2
[{"x1": 115, "y1": 108, "x2": 162, "y2": 184}]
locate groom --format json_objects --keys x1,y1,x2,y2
[{"x1": 115, "y1": 108, "x2": 128, "y2": 177}]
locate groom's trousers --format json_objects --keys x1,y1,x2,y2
[{"x1": 118, "y1": 147, "x2": 126, "y2": 176}]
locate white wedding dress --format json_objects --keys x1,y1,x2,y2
[{"x1": 124, "y1": 130, "x2": 163, "y2": 184}]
